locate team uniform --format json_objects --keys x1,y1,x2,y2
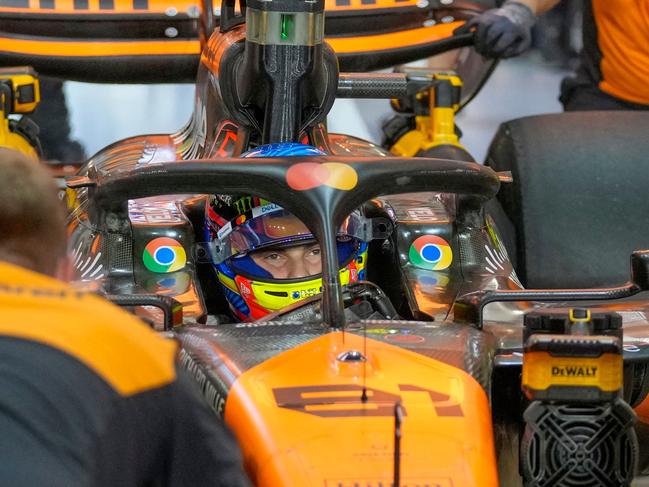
[
  {"x1": 0, "y1": 262, "x2": 249, "y2": 487},
  {"x1": 561, "y1": 0, "x2": 649, "y2": 110}
]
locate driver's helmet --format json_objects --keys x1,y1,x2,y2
[{"x1": 204, "y1": 143, "x2": 368, "y2": 321}]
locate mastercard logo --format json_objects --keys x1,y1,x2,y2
[
  {"x1": 143, "y1": 237, "x2": 187, "y2": 273},
  {"x1": 286, "y1": 162, "x2": 358, "y2": 191},
  {"x1": 409, "y1": 235, "x2": 453, "y2": 271}
]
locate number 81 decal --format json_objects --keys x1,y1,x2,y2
[{"x1": 273, "y1": 384, "x2": 462, "y2": 418}]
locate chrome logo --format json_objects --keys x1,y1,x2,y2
[
  {"x1": 143, "y1": 237, "x2": 187, "y2": 273},
  {"x1": 409, "y1": 235, "x2": 453, "y2": 270}
]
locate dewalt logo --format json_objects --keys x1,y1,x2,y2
[
  {"x1": 524, "y1": 352, "x2": 621, "y2": 392},
  {"x1": 551, "y1": 366, "x2": 598, "y2": 378}
]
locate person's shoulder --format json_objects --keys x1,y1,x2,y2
[{"x1": 0, "y1": 263, "x2": 178, "y2": 396}]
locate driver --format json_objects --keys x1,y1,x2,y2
[{"x1": 205, "y1": 143, "x2": 368, "y2": 321}]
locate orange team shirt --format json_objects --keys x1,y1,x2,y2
[{"x1": 592, "y1": 0, "x2": 649, "y2": 105}]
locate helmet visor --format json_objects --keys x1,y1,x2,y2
[{"x1": 210, "y1": 204, "x2": 368, "y2": 280}]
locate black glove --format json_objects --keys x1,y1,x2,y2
[{"x1": 454, "y1": 1, "x2": 536, "y2": 59}]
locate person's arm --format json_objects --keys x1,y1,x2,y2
[
  {"x1": 166, "y1": 368, "x2": 252, "y2": 487},
  {"x1": 516, "y1": 0, "x2": 561, "y2": 15},
  {"x1": 455, "y1": 0, "x2": 562, "y2": 58}
]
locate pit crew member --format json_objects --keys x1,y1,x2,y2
[
  {"x1": 0, "y1": 148, "x2": 250, "y2": 487},
  {"x1": 455, "y1": 0, "x2": 649, "y2": 111}
]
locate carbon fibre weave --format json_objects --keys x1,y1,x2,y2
[
  {"x1": 101, "y1": 232, "x2": 132, "y2": 272},
  {"x1": 349, "y1": 320, "x2": 495, "y2": 391},
  {"x1": 337, "y1": 73, "x2": 408, "y2": 99},
  {"x1": 178, "y1": 320, "x2": 495, "y2": 391},
  {"x1": 177, "y1": 322, "x2": 329, "y2": 373},
  {"x1": 458, "y1": 226, "x2": 499, "y2": 275}
]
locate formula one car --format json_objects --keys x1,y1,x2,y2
[{"x1": 7, "y1": 1, "x2": 649, "y2": 485}]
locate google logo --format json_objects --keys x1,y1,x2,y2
[
  {"x1": 143, "y1": 237, "x2": 187, "y2": 273},
  {"x1": 409, "y1": 235, "x2": 453, "y2": 271}
]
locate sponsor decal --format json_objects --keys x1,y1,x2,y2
[
  {"x1": 405, "y1": 207, "x2": 438, "y2": 221},
  {"x1": 142, "y1": 237, "x2": 187, "y2": 273},
  {"x1": 273, "y1": 384, "x2": 462, "y2": 418},
  {"x1": 238, "y1": 279, "x2": 252, "y2": 298},
  {"x1": 179, "y1": 349, "x2": 226, "y2": 416},
  {"x1": 384, "y1": 334, "x2": 425, "y2": 344},
  {"x1": 0, "y1": 284, "x2": 85, "y2": 300},
  {"x1": 128, "y1": 200, "x2": 184, "y2": 224},
  {"x1": 216, "y1": 203, "x2": 282, "y2": 240},
  {"x1": 409, "y1": 235, "x2": 452, "y2": 271},
  {"x1": 333, "y1": 0, "x2": 421, "y2": 6},
  {"x1": 286, "y1": 162, "x2": 358, "y2": 191},
  {"x1": 350, "y1": 267, "x2": 358, "y2": 281},
  {"x1": 213, "y1": 130, "x2": 238, "y2": 158},
  {"x1": 325, "y1": 479, "x2": 452, "y2": 487},
  {"x1": 551, "y1": 365, "x2": 598, "y2": 378},
  {"x1": 291, "y1": 287, "x2": 320, "y2": 300}
]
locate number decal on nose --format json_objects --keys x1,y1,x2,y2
[{"x1": 273, "y1": 384, "x2": 463, "y2": 417}]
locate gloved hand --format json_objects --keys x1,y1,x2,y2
[{"x1": 454, "y1": 1, "x2": 536, "y2": 59}]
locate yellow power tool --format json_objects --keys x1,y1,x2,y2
[{"x1": 0, "y1": 67, "x2": 42, "y2": 159}]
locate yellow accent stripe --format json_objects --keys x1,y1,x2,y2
[
  {"x1": 569, "y1": 309, "x2": 591, "y2": 323},
  {"x1": 217, "y1": 271, "x2": 239, "y2": 294},
  {"x1": 0, "y1": 263, "x2": 177, "y2": 396}
]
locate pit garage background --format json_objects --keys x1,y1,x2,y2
[{"x1": 61, "y1": 3, "x2": 580, "y2": 163}]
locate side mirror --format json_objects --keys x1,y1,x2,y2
[{"x1": 631, "y1": 250, "x2": 649, "y2": 291}]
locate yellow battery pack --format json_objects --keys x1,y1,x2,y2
[{"x1": 0, "y1": 67, "x2": 40, "y2": 114}]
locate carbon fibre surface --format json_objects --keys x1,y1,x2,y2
[
  {"x1": 101, "y1": 232, "x2": 132, "y2": 272},
  {"x1": 177, "y1": 319, "x2": 496, "y2": 391},
  {"x1": 176, "y1": 322, "x2": 329, "y2": 374},
  {"x1": 348, "y1": 320, "x2": 496, "y2": 390}
]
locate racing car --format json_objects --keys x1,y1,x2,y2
[{"x1": 6, "y1": 0, "x2": 649, "y2": 485}]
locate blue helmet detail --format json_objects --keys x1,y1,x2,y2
[
  {"x1": 211, "y1": 143, "x2": 327, "y2": 281},
  {"x1": 242, "y1": 143, "x2": 325, "y2": 158},
  {"x1": 222, "y1": 286, "x2": 250, "y2": 317}
]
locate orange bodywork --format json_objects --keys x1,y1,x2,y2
[
  {"x1": 0, "y1": 24, "x2": 462, "y2": 59},
  {"x1": 0, "y1": 0, "x2": 197, "y2": 14},
  {"x1": 0, "y1": 0, "x2": 464, "y2": 61},
  {"x1": 328, "y1": 22, "x2": 460, "y2": 54},
  {"x1": 225, "y1": 331, "x2": 498, "y2": 486},
  {"x1": 635, "y1": 395, "x2": 649, "y2": 424},
  {"x1": 0, "y1": 0, "x2": 441, "y2": 14},
  {"x1": 0, "y1": 36, "x2": 199, "y2": 57}
]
